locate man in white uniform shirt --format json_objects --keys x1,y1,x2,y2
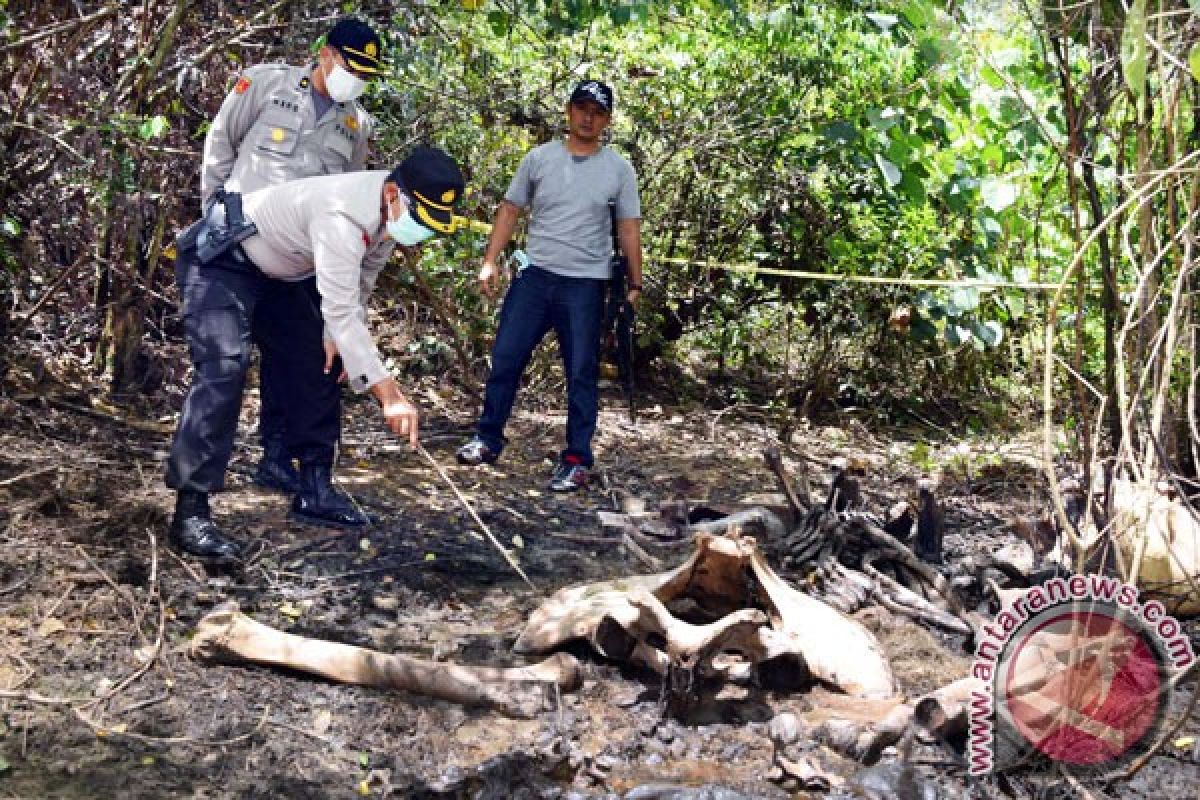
[
  {"x1": 201, "y1": 17, "x2": 384, "y2": 496},
  {"x1": 166, "y1": 147, "x2": 465, "y2": 559}
]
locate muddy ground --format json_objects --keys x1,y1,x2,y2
[{"x1": 0, "y1": 373, "x2": 1197, "y2": 799}]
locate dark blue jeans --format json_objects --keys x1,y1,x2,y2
[{"x1": 477, "y1": 265, "x2": 606, "y2": 467}]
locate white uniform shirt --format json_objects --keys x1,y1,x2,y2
[
  {"x1": 240, "y1": 170, "x2": 396, "y2": 393},
  {"x1": 201, "y1": 64, "x2": 373, "y2": 208}
]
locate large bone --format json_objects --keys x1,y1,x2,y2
[
  {"x1": 625, "y1": 590, "x2": 768, "y2": 669},
  {"x1": 191, "y1": 609, "x2": 582, "y2": 718},
  {"x1": 814, "y1": 676, "x2": 980, "y2": 764},
  {"x1": 515, "y1": 528, "x2": 898, "y2": 697},
  {"x1": 745, "y1": 538, "x2": 896, "y2": 696}
]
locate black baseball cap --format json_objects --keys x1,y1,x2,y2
[
  {"x1": 327, "y1": 18, "x2": 385, "y2": 77},
  {"x1": 388, "y1": 147, "x2": 466, "y2": 235},
  {"x1": 569, "y1": 79, "x2": 614, "y2": 113}
]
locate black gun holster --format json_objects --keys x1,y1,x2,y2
[{"x1": 177, "y1": 190, "x2": 258, "y2": 265}]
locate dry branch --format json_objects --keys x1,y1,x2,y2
[
  {"x1": 0, "y1": 6, "x2": 118, "y2": 52},
  {"x1": 763, "y1": 446, "x2": 811, "y2": 517}
]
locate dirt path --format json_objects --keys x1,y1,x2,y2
[{"x1": 0, "y1": 386, "x2": 1196, "y2": 798}]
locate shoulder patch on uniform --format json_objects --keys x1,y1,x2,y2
[
  {"x1": 234, "y1": 76, "x2": 252, "y2": 94},
  {"x1": 345, "y1": 115, "x2": 359, "y2": 131}
]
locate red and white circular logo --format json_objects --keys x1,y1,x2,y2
[{"x1": 994, "y1": 602, "x2": 1168, "y2": 774}]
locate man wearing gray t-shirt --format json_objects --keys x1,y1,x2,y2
[{"x1": 457, "y1": 79, "x2": 644, "y2": 491}]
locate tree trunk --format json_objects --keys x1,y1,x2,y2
[{"x1": 94, "y1": 0, "x2": 188, "y2": 401}]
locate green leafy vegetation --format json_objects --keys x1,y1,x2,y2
[{"x1": 2, "y1": 1, "x2": 1199, "y2": 472}]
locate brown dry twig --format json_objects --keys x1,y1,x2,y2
[
  {"x1": 0, "y1": 466, "x2": 59, "y2": 488},
  {"x1": 418, "y1": 443, "x2": 536, "y2": 590},
  {"x1": 0, "y1": 574, "x2": 32, "y2": 596},
  {"x1": 73, "y1": 532, "x2": 166, "y2": 714},
  {"x1": 0, "y1": 5, "x2": 119, "y2": 52},
  {"x1": 764, "y1": 446, "x2": 812, "y2": 515}
]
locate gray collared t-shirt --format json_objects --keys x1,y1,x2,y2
[{"x1": 504, "y1": 140, "x2": 640, "y2": 280}]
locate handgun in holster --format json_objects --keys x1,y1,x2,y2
[{"x1": 182, "y1": 189, "x2": 258, "y2": 265}]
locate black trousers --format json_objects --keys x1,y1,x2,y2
[{"x1": 165, "y1": 245, "x2": 341, "y2": 493}]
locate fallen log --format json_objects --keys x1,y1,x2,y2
[{"x1": 190, "y1": 608, "x2": 583, "y2": 718}]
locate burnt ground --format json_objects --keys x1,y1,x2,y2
[{"x1": 0, "y1": 370, "x2": 1198, "y2": 800}]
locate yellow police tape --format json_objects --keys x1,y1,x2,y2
[
  {"x1": 454, "y1": 216, "x2": 1062, "y2": 292},
  {"x1": 649, "y1": 257, "x2": 1063, "y2": 291}
]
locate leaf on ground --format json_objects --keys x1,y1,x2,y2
[
  {"x1": 313, "y1": 709, "x2": 333, "y2": 735},
  {"x1": 370, "y1": 594, "x2": 399, "y2": 612},
  {"x1": 37, "y1": 618, "x2": 66, "y2": 637},
  {"x1": 278, "y1": 603, "x2": 303, "y2": 619}
]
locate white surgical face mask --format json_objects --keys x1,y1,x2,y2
[
  {"x1": 387, "y1": 199, "x2": 435, "y2": 246},
  {"x1": 325, "y1": 59, "x2": 366, "y2": 103}
]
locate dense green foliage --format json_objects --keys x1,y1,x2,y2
[
  {"x1": 359, "y1": 2, "x2": 1078, "y2": 419},
  {"x1": 4, "y1": 1, "x2": 1200, "y2": 461}
]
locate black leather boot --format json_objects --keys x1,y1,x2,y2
[
  {"x1": 253, "y1": 436, "x2": 302, "y2": 494},
  {"x1": 290, "y1": 465, "x2": 369, "y2": 528},
  {"x1": 169, "y1": 491, "x2": 242, "y2": 559}
]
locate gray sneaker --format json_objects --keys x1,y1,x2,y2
[
  {"x1": 548, "y1": 459, "x2": 589, "y2": 492},
  {"x1": 456, "y1": 437, "x2": 499, "y2": 466}
]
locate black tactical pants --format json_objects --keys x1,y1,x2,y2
[{"x1": 165, "y1": 244, "x2": 341, "y2": 492}]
